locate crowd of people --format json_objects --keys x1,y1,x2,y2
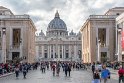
[
  {"x1": 0, "y1": 61, "x2": 88, "y2": 78},
  {"x1": 91, "y1": 62, "x2": 111, "y2": 83},
  {"x1": 0, "y1": 62, "x2": 39, "y2": 79},
  {"x1": 40, "y1": 61, "x2": 87, "y2": 77},
  {"x1": 91, "y1": 61, "x2": 124, "y2": 83},
  {"x1": 1, "y1": 61, "x2": 123, "y2": 83},
  {"x1": 0, "y1": 63, "x2": 15, "y2": 75}
]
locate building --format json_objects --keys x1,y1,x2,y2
[
  {"x1": 116, "y1": 12, "x2": 124, "y2": 61},
  {"x1": 80, "y1": 7, "x2": 124, "y2": 63},
  {"x1": 0, "y1": 6, "x2": 36, "y2": 63},
  {"x1": 35, "y1": 11, "x2": 82, "y2": 62}
]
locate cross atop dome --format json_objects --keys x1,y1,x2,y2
[{"x1": 55, "y1": 10, "x2": 60, "y2": 18}]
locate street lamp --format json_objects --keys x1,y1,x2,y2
[
  {"x1": 20, "y1": 38, "x2": 22, "y2": 62},
  {"x1": 118, "y1": 28, "x2": 122, "y2": 32},
  {"x1": 97, "y1": 39, "x2": 101, "y2": 62},
  {"x1": 2, "y1": 28, "x2": 6, "y2": 34}
]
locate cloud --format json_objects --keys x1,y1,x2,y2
[{"x1": 0, "y1": 0, "x2": 124, "y2": 34}]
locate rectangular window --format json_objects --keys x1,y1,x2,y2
[
  {"x1": 65, "y1": 53, "x2": 69, "y2": 58},
  {"x1": 51, "y1": 50, "x2": 53, "y2": 52},
  {"x1": 101, "y1": 52, "x2": 107, "y2": 63},
  {"x1": 55, "y1": 53, "x2": 58, "y2": 58},
  {"x1": 51, "y1": 54, "x2": 53, "y2": 58},
  {"x1": 60, "y1": 54, "x2": 62, "y2": 58},
  {"x1": 98, "y1": 28, "x2": 106, "y2": 47},
  {"x1": 44, "y1": 53, "x2": 47, "y2": 58},
  {"x1": 13, "y1": 29, "x2": 21, "y2": 47}
]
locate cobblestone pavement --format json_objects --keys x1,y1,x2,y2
[{"x1": 0, "y1": 68, "x2": 118, "y2": 83}]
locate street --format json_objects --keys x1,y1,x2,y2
[{"x1": 0, "y1": 68, "x2": 118, "y2": 83}]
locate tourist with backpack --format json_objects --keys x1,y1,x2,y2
[{"x1": 118, "y1": 66, "x2": 124, "y2": 83}]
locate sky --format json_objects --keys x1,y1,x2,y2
[{"x1": 0, "y1": 0, "x2": 124, "y2": 34}]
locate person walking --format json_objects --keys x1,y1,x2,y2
[
  {"x1": 64, "y1": 63, "x2": 68, "y2": 76},
  {"x1": 118, "y1": 66, "x2": 124, "y2": 83},
  {"x1": 68, "y1": 63, "x2": 72, "y2": 77},
  {"x1": 92, "y1": 62, "x2": 95, "y2": 76},
  {"x1": 42, "y1": 62, "x2": 46, "y2": 73},
  {"x1": 15, "y1": 66, "x2": 19, "y2": 79},
  {"x1": 52, "y1": 63, "x2": 56, "y2": 76},
  {"x1": 62, "y1": 63, "x2": 65, "y2": 72},
  {"x1": 22, "y1": 65, "x2": 27, "y2": 79},
  {"x1": 93, "y1": 69, "x2": 100, "y2": 83},
  {"x1": 56, "y1": 63, "x2": 60, "y2": 76},
  {"x1": 40, "y1": 63, "x2": 44, "y2": 73},
  {"x1": 101, "y1": 65, "x2": 110, "y2": 83}
]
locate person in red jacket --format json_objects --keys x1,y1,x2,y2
[
  {"x1": 118, "y1": 66, "x2": 124, "y2": 83},
  {"x1": 52, "y1": 63, "x2": 56, "y2": 76}
]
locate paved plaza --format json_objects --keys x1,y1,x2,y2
[{"x1": 0, "y1": 68, "x2": 118, "y2": 83}]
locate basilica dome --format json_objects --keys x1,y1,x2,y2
[{"x1": 47, "y1": 11, "x2": 67, "y2": 31}]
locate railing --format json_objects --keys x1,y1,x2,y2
[
  {"x1": 0, "y1": 15, "x2": 29, "y2": 19},
  {"x1": 89, "y1": 15, "x2": 117, "y2": 19}
]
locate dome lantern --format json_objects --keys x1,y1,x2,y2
[{"x1": 55, "y1": 10, "x2": 59, "y2": 18}]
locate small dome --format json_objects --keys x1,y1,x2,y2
[
  {"x1": 77, "y1": 31, "x2": 81, "y2": 36},
  {"x1": 39, "y1": 30, "x2": 45, "y2": 36},
  {"x1": 47, "y1": 11, "x2": 67, "y2": 30},
  {"x1": 69, "y1": 30, "x2": 76, "y2": 36}
]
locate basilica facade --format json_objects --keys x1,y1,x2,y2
[{"x1": 35, "y1": 11, "x2": 82, "y2": 62}]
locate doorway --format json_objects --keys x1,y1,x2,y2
[
  {"x1": 12, "y1": 52, "x2": 19, "y2": 60},
  {"x1": 101, "y1": 52, "x2": 107, "y2": 63}
]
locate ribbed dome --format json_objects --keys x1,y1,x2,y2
[{"x1": 47, "y1": 11, "x2": 67, "y2": 30}]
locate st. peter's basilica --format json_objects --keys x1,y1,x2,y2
[{"x1": 35, "y1": 11, "x2": 82, "y2": 62}]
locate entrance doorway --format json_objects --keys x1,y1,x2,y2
[
  {"x1": 101, "y1": 52, "x2": 107, "y2": 63},
  {"x1": 12, "y1": 52, "x2": 19, "y2": 60}
]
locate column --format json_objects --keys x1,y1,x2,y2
[
  {"x1": 53, "y1": 45, "x2": 55, "y2": 59},
  {"x1": 63, "y1": 45, "x2": 65, "y2": 60},
  {"x1": 9, "y1": 28, "x2": 12, "y2": 60},
  {"x1": 74, "y1": 45, "x2": 77, "y2": 61},
  {"x1": 1, "y1": 28, "x2": 6, "y2": 63},
  {"x1": 118, "y1": 31, "x2": 122, "y2": 61},
  {"x1": 62, "y1": 45, "x2": 63, "y2": 60},
  {"x1": 35, "y1": 46, "x2": 39, "y2": 60},
  {"x1": 56, "y1": 44, "x2": 58, "y2": 59},
  {"x1": 105, "y1": 28, "x2": 109, "y2": 60},
  {"x1": 42, "y1": 45, "x2": 44, "y2": 59},
  {"x1": 106, "y1": 28, "x2": 109, "y2": 47},
  {"x1": 96, "y1": 27, "x2": 99, "y2": 61},
  {"x1": 58, "y1": 45, "x2": 60, "y2": 59},
  {"x1": 47, "y1": 45, "x2": 49, "y2": 59},
  {"x1": 49, "y1": 45, "x2": 51, "y2": 59},
  {"x1": 69, "y1": 44, "x2": 71, "y2": 59}
]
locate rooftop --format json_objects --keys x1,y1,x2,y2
[
  {"x1": 0, "y1": 6, "x2": 8, "y2": 10},
  {"x1": 89, "y1": 15, "x2": 117, "y2": 19}
]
